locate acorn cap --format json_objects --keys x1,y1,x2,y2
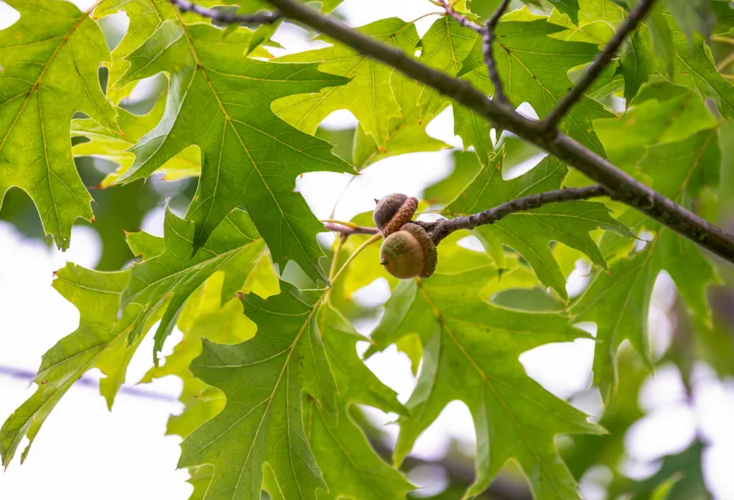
[{"x1": 373, "y1": 193, "x2": 418, "y2": 237}]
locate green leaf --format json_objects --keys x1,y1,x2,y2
[
  {"x1": 650, "y1": 473, "x2": 685, "y2": 500},
  {"x1": 126, "y1": 230, "x2": 167, "y2": 261},
  {"x1": 412, "y1": 17, "x2": 494, "y2": 164},
  {"x1": 712, "y1": 0, "x2": 734, "y2": 35},
  {"x1": 353, "y1": 17, "x2": 479, "y2": 169},
  {"x1": 664, "y1": 0, "x2": 717, "y2": 41},
  {"x1": 547, "y1": 0, "x2": 582, "y2": 24},
  {"x1": 113, "y1": 17, "x2": 351, "y2": 282},
  {"x1": 306, "y1": 304, "x2": 413, "y2": 500},
  {"x1": 471, "y1": 0, "x2": 580, "y2": 25},
  {"x1": 367, "y1": 260, "x2": 604, "y2": 499},
  {"x1": 0, "y1": 0, "x2": 118, "y2": 249},
  {"x1": 609, "y1": 442, "x2": 709, "y2": 500},
  {"x1": 577, "y1": 132, "x2": 721, "y2": 402},
  {"x1": 72, "y1": 93, "x2": 200, "y2": 188},
  {"x1": 446, "y1": 150, "x2": 633, "y2": 299},
  {"x1": 116, "y1": 208, "x2": 266, "y2": 360},
  {"x1": 575, "y1": 84, "x2": 721, "y2": 402},
  {"x1": 621, "y1": 31, "x2": 656, "y2": 102},
  {"x1": 425, "y1": 151, "x2": 483, "y2": 206},
  {"x1": 549, "y1": 0, "x2": 625, "y2": 46},
  {"x1": 417, "y1": 17, "x2": 477, "y2": 120},
  {"x1": 465, "y1": 9, "x2": 615, "y2": 154},
  {"x1": 140, "y1": 257, "x2": 279, "y2": 438},
  {"x1": 648, "y1": 3, "x2": 676, "y2": 76},
  {"x1": 95, "y1": 0, "x2": 275, "y2": 101},
  {"x1": 0, "y1": 265, "x2": 130, "y2": 466},
  {"x1": 664, "y1": 16, "x2": 734, "y2": 120},
  {"x1": 95, "y1": 0, "x2": 171, "y2": 102},
  {"x1": 591, "y1": 3, "x2": 734, "y2": 118},
  {"x1": 180, "y1": 284, "x2": 337, "y2": 500},
  {"x1": 273, "y1": 19, "x2": 420, "y2": 149},
  {"x1": 597, "y1": 82, "x2": 718, "y2": 167}
]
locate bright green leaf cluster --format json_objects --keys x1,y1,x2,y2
[{"x1": 2, "y1": 0, "x2": 733, "y2": 499}]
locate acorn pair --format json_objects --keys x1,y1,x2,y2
[{"x1": 373, "y1": 194, "x2": 437, "y2": 279}]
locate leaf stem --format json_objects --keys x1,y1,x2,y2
[
  {"x1": 330, "y1": 233, "x2": 382, "y2": 285},
  {"x1": 328, "y1": 234, "x2": 346, "y2": 282},
  {"x1": 712, "y1": 35, "x2": 734, "y2": 45},
  {"x1": 716, "y1": 51, "x2": 734, "y2": 72}
]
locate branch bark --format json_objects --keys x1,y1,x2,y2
[
  {"x1": 419, "y1": 184, "x2": 609, "y2": 244},
  {"x1": 168, "y1": 0, "x2": 281, "y2": 25},
  {"x1": 325, "y1": 185, "x2": 609, "y2": 245},
  {"x1": 438, "y1": 0, "x2": 511, "y2": 105},
  {"x1": 483, "y1": 0, "x2": 512, "y2": 105},
  {"x1": 262, "y1": 0, "x2": 734, "y2": 264},
  {"x1": 541, "y1": 0, "x2": 658, "y2": 130}
]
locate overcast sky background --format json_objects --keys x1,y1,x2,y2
[{"x1": 1, "y1": 0, "x2": 734, "y2": 498}]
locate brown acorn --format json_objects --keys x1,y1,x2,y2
[
  {"x1": 380, "y1": 223, "x2": 437, "y2": 279},
  {"x1": 373, "y1": 193, "x2": 418, "y2": 237}
]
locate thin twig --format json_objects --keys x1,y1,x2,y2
[
  {"x1": 168, "y1": 0, "x2": 281, "y2": 25},
  {"x1": 262, "y1": 0, "x2": 734, "y2": 264},
  {"x1": 542, "y1": 0, "x2": 657, "y2": 131},
  {"x1": 437, "y1": 0, "x2": 483, "y2": 33},
  {"x1": 717, "y1": 51, "x2": 734, "y2": 71},
  {"x1": 330, "y1": 233, "x2": 383, "y2": 285},
  {"x1": 440, "y1": 0, "x2": 511, "y2": 106},
  {"x1": 483, "y1": 0, "x2": 511, "y2": 105},
  {"x1": 418, "y1": 185, "x2": 609, "y2": 244},
  {"x1": 712, "y1": 35, "x2": 734, "y2": 46},
  {"x1": 324, "y1": 222, "x2": 380, "y2": 236}
]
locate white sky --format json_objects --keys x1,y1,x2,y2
[{"x1": 1, "y1": 0, "x2": 734, "y2": 499}]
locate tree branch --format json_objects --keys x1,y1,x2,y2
[
  {"x1": 541, "y1": 0, "x2": 658, "y2": 130},
  {"x1": 483, "y1": 0, "x2": 512, "y2": 106},
  {"x1": 418, "y1": 185, "x2": 609, "y2": 244},
  {"x1": 324, "y1": 186, "x2": 609, "y2": 245},
  {"x1": 260, "y1": 0, "x2": 734, "y2": 264},
  {"x1": 438, "y1": 0, "x2": 511, "y2": 106},
  {"x1": 168, "y1": 0, "x2": 281, "y2": 25}
]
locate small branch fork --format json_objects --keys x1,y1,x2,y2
[
  {"x1": 323, "y1": 185, "x2": 609, "y2": 245},
  {"x1": 177, "y1": 0, "x2": 734, "y2": 265},
  {"x1": 437, "y1": 0, "x2": 512, "y2": 106},
  {"x1": 168, "y1": 0, "x2": 281, "y2": 25}
]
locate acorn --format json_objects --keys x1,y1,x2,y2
[
  {"x1": 373, "y1": 193, "x2": 418, "y2": 237},
  {"x1": 380, "y1": 223, "x2": 437, "y2": 279}
]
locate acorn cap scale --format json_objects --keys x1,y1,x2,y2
[{"x1": 373, "y1": 193, "x2": 418, "y2": 237}]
